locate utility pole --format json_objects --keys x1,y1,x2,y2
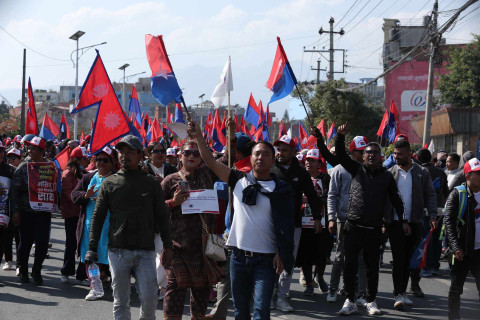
[
  {"x1": 311, "y1": 59, "x2": 326, "y2": 84},
  {"x1": 319, "y1": 17, "x2": 344, "y2": 80},
  {"x1": 422, "y1": 0, "x2": 439, "y2": 146},
  {"x1": 305, "y1": 18, "x2": 344, "y2": 81},
  {"x1": 20, "y1": 49, "x2": 26, "y2": 135}
]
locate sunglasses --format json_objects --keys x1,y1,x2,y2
[
  {"x1": 182, "y1": 150, "x2": 200, "y2": 158},
  {"x1": 365, "y1": 150, "x2": 380, "y2": 155},
  {"x1": 151, "y1": 149, "x2": 166, "y2": 154},
  {"x1": 95, "y1": 158, "x2": 110, "y2": 163}
]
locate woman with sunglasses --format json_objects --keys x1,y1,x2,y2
[
  {"x1": 144, "y1": 142, "x2": 178, "y2": 183},
  {"x1": 60, "y1": 147, "x2": 89, "y2": 284},
  {"x1": 72, "y1": 146, "x2": 116, "y2": 301},
  {"x1": 160, "y1": 118, "x2": 236, "y2": 319}
]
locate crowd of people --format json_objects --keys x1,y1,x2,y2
[{"x1": 0, "y1": 119, "x2": 479, "y2": 320}]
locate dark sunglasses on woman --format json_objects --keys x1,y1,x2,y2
[{"x1": 182, "y1": 150, "x2": 200, "y2": 158}]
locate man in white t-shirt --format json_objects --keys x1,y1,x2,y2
[
  {"x1": 444, "y1": 157, "x2": 480, "y2": 320},
  {"x1": 188, "y1": 120, "x2": 295, "y2": 320}
]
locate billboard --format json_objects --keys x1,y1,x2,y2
[{"x1": 384, "y1": 60, "x2": 449, "y2": 143}]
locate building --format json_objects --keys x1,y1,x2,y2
[{"x1": 381, "y1": 17, "x2": 464, "y2": 144}]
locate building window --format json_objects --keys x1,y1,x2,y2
[
  {"x1": 47, "y1": 95, "x2": 51, "y2": 100},
  {"x1": 72, "y1": 93, "x2": 75, "y2": 99}
]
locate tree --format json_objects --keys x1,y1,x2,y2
[
  {"x1": 291, "y1": 79, "x2": 383, "y2": 142},
  {"x1": 438, "y1": 34, "x2": 480, "y2": 108}
]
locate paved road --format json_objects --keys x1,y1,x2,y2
[{"x1": 1, "y1": 215, "x2": 479, "y2": 319}]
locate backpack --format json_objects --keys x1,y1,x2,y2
[{"x1": 439, "y1": 184, "x2": 468, "y2": 241}]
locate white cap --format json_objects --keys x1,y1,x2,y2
[
  {"x1": 306, "y1": 149, "x2": 320, "y2": 160},
  {"x1": 166, "y1": 148, "x2": 177, "y2": 157},
  {"x1": 296, "y1": 153, "x2": 304, "y2": 161},
  {"x1": 7, "y1": 148, "x2": 21, "y2": 157}
]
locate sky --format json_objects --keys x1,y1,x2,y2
[{"x1": 0, "y1": 0, "x2": 478, "y2": 122}]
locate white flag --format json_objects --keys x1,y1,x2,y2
[
  {"x1": 211, "y1": 56, "x2": 233, "y2": 108},
  {"x1": 287, "y1": 128, "x2": 292, "y2": 138},
  {"x1": 428, "y1": 139, "x2": 435, "y2": 154}
]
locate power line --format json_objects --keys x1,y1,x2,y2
[
  {"x1": 0, "y1": 26, "x2": 70, "y2": 62},
  {"x1": 346, "y1": 0, "x2": 385, "y2": 33},
  {"x1": 338, "y1": 0, "x2": 479, "y2": 92},
  {"x1": 342, "y1": 0, "x2": 373, "y2": 29},
  {"x1": 334, "y1": 0, "x2": 362, "y2": 27}
]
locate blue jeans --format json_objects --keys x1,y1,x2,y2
[
  {"x1": 108, "y1": 248, "x2": 158, "y2": 320},
  {"x1": 230, "y1": 248, "x2": 276, "y2": 320}
]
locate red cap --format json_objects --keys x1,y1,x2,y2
[
  {"x1": 13, "y1": 135, "x2": 22, "y2": 143},
  {"x1": 25, "y1": 136, "x2": 46, "y2": 150},
  {"x1": 464, "y1": 158, "x2": 480, "y2": 176},
  {"x1": 394, "y1": 134, "x2": 409, "y2": 143},
  {"x1": 274, "y1": 135, "x2": 296, "y2": 148},
  {"x1": 349, "y1": 136, "x2": 368, "y2": 151},
  {"x1": 84, "y1": 134, "x2": 91, "y2": 143},
  {"x1": 70, "y1": 146, "x2": 88, "y2": 158}
]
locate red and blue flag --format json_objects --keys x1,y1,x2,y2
[
  {"x1": 211, "y1": 110, "x2": 226, "y2": 152},
  {"x1": 243, "y1": 93, "x2": 261, "y2": 126},
  {"x1": 71, "y1": 50, "x2": 134, "y2": 154},
  {"x1": 59, "y1": 114, "x2": 70, "y2": 140},
  {"x1": 265, "y1": 37, "x2": 297, "y2": 105},
  {"x1": 145, "y1": 35, "x2": 183, "y2": 106},
  {"x1": 40, "y1": 114, "x2": 60, "y2": 141},
  {"x1": 410, "y1": 228, "x2": 434, "y2": 269},
  {"x1": 278, "y1": 120, "x2": 287, "y2": 139},
  {"x1": 174, "y1": 103, "x2": 185, "y2": 124},
  {"x1": 128, "y1": 86, "x2": 142, "y2": 125},
  {"x1": 327, "y1": 122, "x2": 337, "y2": 142},
  {"x1": 26, "y1": 77, "x2": 39, "y2": 135}
]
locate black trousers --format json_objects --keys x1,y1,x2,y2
[
  {"x1": 448, "y1": 249, "x2": 480, "y2": 320},
  {"x1": 61, "y1": 216, "x2": 79, "y2": 276},
  {"x1": 343, "y1": 222, "x2": 383, "y2": 302},
  {"x1": 3, "y1": 223, "x2": 20, "y2": 264},
  {"x1": 388, "y1": 221, "x2": 422, "y2": 295},
  {"x1": 18, "y1": 212, "x2": 51, "y2": 275}
]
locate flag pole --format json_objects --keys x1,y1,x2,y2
[
  {"x1": 294, "y1": 83, "x2": 313, "y2": 127},
  {"x1": 181, "y1": 98, "x2": 192, "y2": 122},
  {"x1": 227, "y1": 91, "x2": 233, "y2": 218}
]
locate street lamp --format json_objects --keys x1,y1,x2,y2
[
  {"x1": 70, "y1": 31, "x2": 85, "y2": 140},
  {"x1": 119, "y1": 64, "x2": 130, "y2": 112}
]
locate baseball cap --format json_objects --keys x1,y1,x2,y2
[
  {"x1": 166, "y1": 148, "x2": 177, "y2": 157},
  {"x1": 115, "y1": 135, "x2": 143, "y2": 152},
  {"x1": 7, "y1": 148, "x2": 21, "y2": 158},
  {"x1": 464, "y1": 158, "x2": 480, "y2": 176},
  {"x1": 70, "y1": 146, "x2": 88, "y2": 158},
  {"x1": 274, "y1": 135, "x2": 296, "y2": 148},
  {"x1": 25, "y1": 136, "x2": 46, "y2": 150},
  {"x1": 235, "y1": 132, "x2": 251, "y2": 151},
  {"x1": 296, "y1": 153, "x2": 304, "y2": 162},
  {"x1": 348, "y1": 136, "x2": 369, "y2": 151},
  {"x1": 13, "y1": 135, "x2": 22, "y2": 142},
  {"x1": 394, "y1": 134, "x2": 409, "y2": 143},
  {"x1": 306, "y1": 149, "x2": 321, "y2": 160}
]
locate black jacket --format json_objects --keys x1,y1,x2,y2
[
  {"x1": 422, "y1": 162, "x2": 449, "y2": 207},
  {"x1": 271, "y1": 156, "x2": 323, "y2": 227},
  {"x1": 444, "y1": 183, "x2": 478, "y2": 258},
  {"x1": 335, "y1": 134, "x2": 405, "y2": 228}
]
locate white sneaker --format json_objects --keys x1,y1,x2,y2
[
  {"x1": 158, "y1": 287, "x2": 166, "y2": 300},
  {"x1": 85, "y1": 290, "x2": 104, "y2": 301},
  {"x1": 402, "y1": 294, "x2": 413, "y2": 306},
  {"x1": 338, "y1": 299, "x2": 358, "y2": 315},
  {"x1": 276, "y1": 297, "x2": 294, "y2": 312},
  {"x1": 394, "y1": 294, "x2": 405, "y2": 309},
  {"x1": 299, "y1": 270, "x2": 306, "y2": 286},
  {"x1": 327, "y1": 291, "x2": 338, "y2": 302},
  {"x1": 16, "y1": 268, "x2": 20, "y2": 276},
  {"x1": 366, "y1": 300, "x2": 381, "y2": 315},
  {"x1": 356, "y1": 295, "x2": 367, "y2": 307},
  {"x1": 2, "y1": 262, "x2": 13, "y2": 270},
  {"x1": 60, "y1": 275, "x2": 69, "y2": 283}
]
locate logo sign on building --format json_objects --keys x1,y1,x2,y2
[{"x1": 400, "y1": 90, "x2": 442, "y2": 112}]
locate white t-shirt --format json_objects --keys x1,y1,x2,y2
[
  {"x1": 150, "y1": 163, "x2": 165, "y2": 178},
  {"x1": 474, "y1": 191, "x2": 480, "y2": 250},
  {"x1": 226, "y1": 170, "x2": 277, "y2": 254},
  {"x1": 395, "y1": 167, "x2": 412, "y2": 221}
]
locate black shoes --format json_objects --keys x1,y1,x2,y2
[
  {"x1": 19, "y1": 273, "x2": 29, "y2": 283},
  {"x1": 410, "y1": 285, "x2": 425, "y2": 298},
  {"x1": 31, "y1": 272, "x2": 43, "y2": 285}
]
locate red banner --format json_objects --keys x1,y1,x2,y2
[{"x1": 27, "y1": 162, "x2": 58, "y2": 212}]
